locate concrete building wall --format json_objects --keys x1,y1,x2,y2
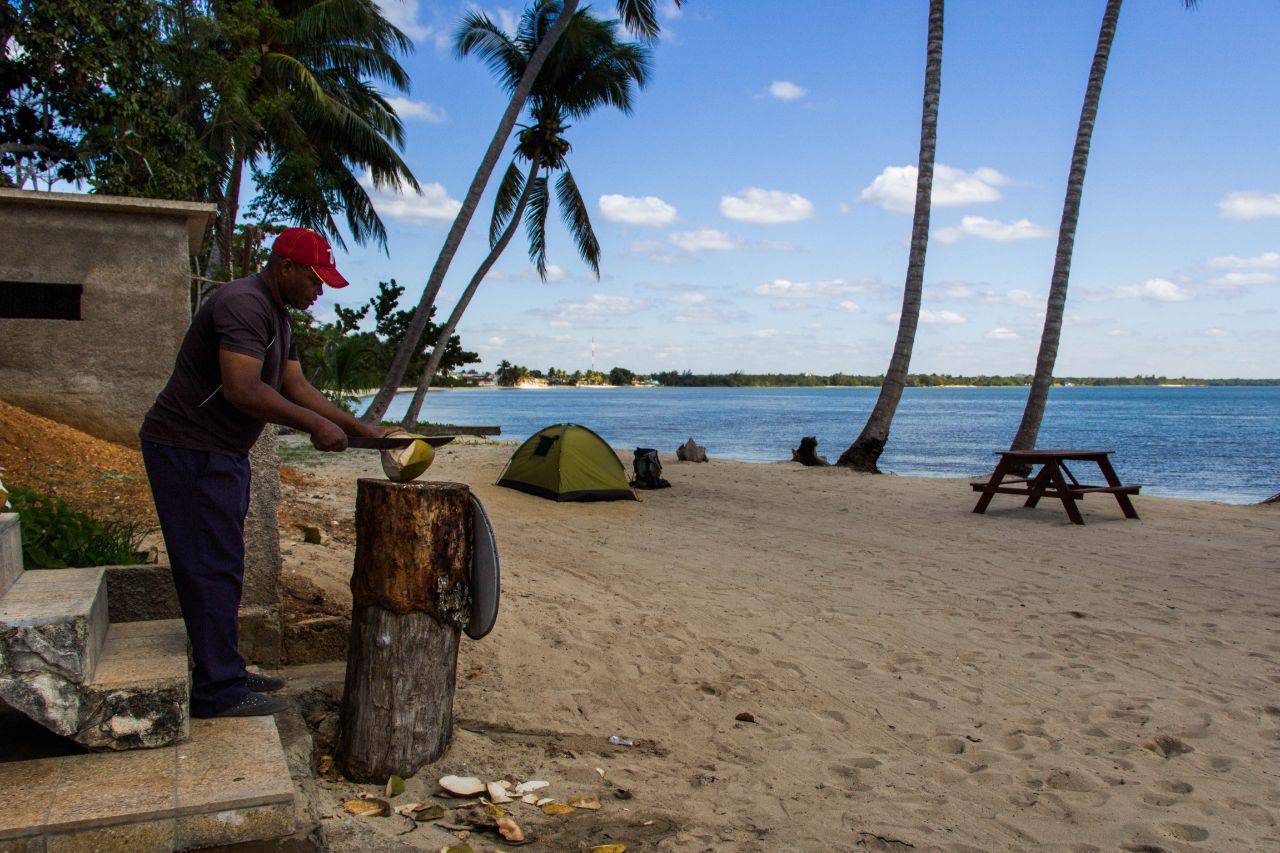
[
  {"x1": 0, "y1": 189, "x2": 214, "y2": 446},
  {"x1": 0, "y1": 190, "x2": 284, "y2": 665}
]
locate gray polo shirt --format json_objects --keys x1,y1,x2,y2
[{"x1": 141, "y1": 274, "x2": 297, "y2": 457}]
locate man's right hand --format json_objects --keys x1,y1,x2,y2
[{"x1": 309, "y1": 419, "x2": 348, "y2": 452}]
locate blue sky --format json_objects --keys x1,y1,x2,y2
[{"x1": 318, "y1": 0, "x2": 1280, "y2": 378}]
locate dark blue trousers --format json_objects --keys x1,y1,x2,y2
[{"x1": 141, "y1": 440, "x2": 251, "y2": 717}]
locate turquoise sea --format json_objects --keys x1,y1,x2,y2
[{"x1": 368, "y1": 385, "x2": 1280, "y2": 504}]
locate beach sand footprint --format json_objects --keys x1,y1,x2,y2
[
  {"x1": 1163, "y1": 822, "x2": 1211, "y2": 842},
  {"x1": 1144, "y1": 734, "x2": 1194, "y2": 759},
  {"x1": 1140, "y1": 779, "x2": 1194, "y2": 807}
]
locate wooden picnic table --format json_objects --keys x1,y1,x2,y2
[{"x1": 971, "y1": 449, "x2": 1140, "y2": 525}]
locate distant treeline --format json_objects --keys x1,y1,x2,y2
[{"x1": 648, "y1": 372, "x2": 1278, "y2": 388}]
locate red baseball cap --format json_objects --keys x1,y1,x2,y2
[{"x1": 272, "y1": 227, "x2": 350, "y2": 288}]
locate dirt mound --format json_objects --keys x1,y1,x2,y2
[{"x1": 0, "y1": 399, "x2": 155, "y2": 522}]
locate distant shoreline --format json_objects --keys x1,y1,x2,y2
[{"x1": 376, "y1": 381, "x2": 1280, "y2": 392}]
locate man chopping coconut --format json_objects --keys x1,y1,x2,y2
[{"x1": 140, "y1": 228, "x2": 393, "y2": 718}]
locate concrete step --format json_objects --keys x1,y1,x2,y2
[
  {"x1": 0, "y1": 514, "x2": 20, "y2": 597},
  {"x1": 0, "y1": 567, "x2": 109, "y2": 737},
  {"x1": 75, "y1": 619, "x2": 190, "y2": 751},
  {"x1": 0, "y1": 715, "x2": 295, "y2": 851},
  {"x1": 1, "y1": 567, "x2": 191, "y2": 751}
]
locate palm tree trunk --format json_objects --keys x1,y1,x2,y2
[
  {"x1": 361, "y1": 0, "x2": 581, "y2": 424},
  {"x1": 400, "y1": 161, "x2": 540, "y2": 429},
  {"x1": 837, "y1": 0, "x2": 944, "y2": 473},
  {"x1": 1009, "y1": 0, "x2": 1122, "y2": 454},
  {"x1": 218, "y1": 137, "x2": 246, "y2": 279}
]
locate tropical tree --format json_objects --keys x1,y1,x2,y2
[
  {"x1": 1008, "y1": 0, "x2": 1198, "y2": 455},
  {"x1": 396, "y1": 5, "x2": 651, "y2": 428},
  {"x1": 361, "y1": 0, "x2": 685, "y2": 424},
  {"x1": 495, "y1": 360, "x2": 529, "y2": 386},
  {"x1": 0, "y1": 0, "x2": 208, "y2": 196},
  {"x1": 837, "y1": 0, "x2": 945, "y2": 472},
  {"x1": 200, "y1": 0, "x2": 420, "y2": 275}
]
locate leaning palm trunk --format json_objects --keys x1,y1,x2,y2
[
  {"x1": 1009, "y1": 0, "x2": 1122, "y2": 454},
  {"x1": 399, "y1": 162, "x2": 540, "y2": 429},
  {"x1": 361, "y1": 0, "x2": 581, "y2": 423},
  {"x1": 837, "y1": 0, "x2": 944, "y2": 472}
]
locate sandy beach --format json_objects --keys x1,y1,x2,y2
[{"x1": 274, "y1": 435, "x2": 1280, "y2": 852}]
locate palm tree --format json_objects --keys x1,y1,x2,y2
[
  {"x1": 203, "y1": 0, "x2": 420, "y2": 273},
  {"x1": 837, "y1": 0, "x2": 944, "y2": 472},
  {"x1": 361, "y1": 0, "x2": 684, "y2": 424},
  {"x1": 397, "y1": 7, "x2": 651, "y2": 428},
  {"x1": 1008, "y1": 0, "x2": 1198, "y2": 455}
]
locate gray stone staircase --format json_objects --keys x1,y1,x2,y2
[
  {"x1": 0, "y1": 512, "x2": 299, "y2": 850},
  {"x1": 0, "y1": 514, "x2": 188, "y2": 751}
]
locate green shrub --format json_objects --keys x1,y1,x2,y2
[{"x1": 6, "y1": 486, "x2": 149, "y2": 569}]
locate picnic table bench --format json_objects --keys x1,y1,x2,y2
[{"x1": 971, "y1": 449, "x2": 1140, "y2": 525}]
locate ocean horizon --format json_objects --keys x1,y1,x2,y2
[{"x1": 362, "y1": 385, "x2": 1280, "y2": 505}]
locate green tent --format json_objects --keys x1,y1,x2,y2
[{"x1": 497, "y1": 423, "x2": 636, "y2": 502}]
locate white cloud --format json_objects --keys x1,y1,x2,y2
[
  {"x1": 1218, "y1": 191, "x2": 1280, "y2": 220},
  {"x1": 377, "y1": 0, "x2": 434, "y2": 42},
  {"x1": 385, "y1": 96, "x2": 447, "y2": 123},
  {"x1": 1208, "y1": 252, "x2": 1280, "y2": 269},
  {"x1": 502, "y1": 9, "x2": 523, "y2": 34},
  {"x1": 720, "y1": 188, "x2": 815, "y2": 224},
  {"x1": 986, "y1": 327, "x2": 1020, "y2": 341},
  {"x1": 884, "y1": 309, "x2": 967, "y2": 325},
  {"x1": 486, "y1": 336, "x2": 506, "y2": 346},
  {"x1": 933, "y1": 284, "x2": 1041, "y2": 307},
  {"x1": 546, "y1": 294, "x2": 645, "y2": 327},
  {"x1": 362, "y1": 174, "x2": 460, "y2": 222},
  {"x1": 541, "y1": 264, "x2": 565, "y2": 282},
  {"x1": 1007, "y1": 289, "x2": 1040, "y2": 307},
  {"x1": 921, "y1": 309, "x2": 967, "y2": 325},
  {"x1": 670, "y1": 292, "x2": 708, "y2": 305},
  {"x1": 1212, "y1": 271, "x2": 1279, "y2": 287},
  {"x1": 670, "y1": 291, "x2": 740, "y2": 325},
  {"x1": 753, "y1": 278, "x2": 870, "y2": 299},
  {"x1": 752, "y1": 329, "x2": 779, "y2": 338},
  {"x1": 670, "y1": 228, "x2": 740, "y2": 251},
  {"x1": 769, "y1": 81, "x2": 806, "y2": 101},
  {"x1": 1111, "y1": 278, "x2": 1194, "y2": 302},
  {"x1": 860, "y1": 164, "x2": 1011, "y2": 214},
  {"x1": 599, "y1": 194, "x2": 678, "y2": 226},
  {"x1": 837, "y1": 300, "x2": 861, "y2": 313},
  {"x1": 1206, "y1": 327, "x2": 1227, "y2": 337},
  {"x1": 659, "y1": 1, "x2": 683, "y2": 19},
  {"x1": 935, "y1": 216, "x2": 1052, "y2": 244}
]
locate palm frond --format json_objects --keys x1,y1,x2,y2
[
  {"x1": 555, "y1": 168, "x2": 600, "y2": 278},
  {"x1": 490, "y1": 160, "x2": 528, "y2": 248},
  {"x1": 454, "y1": 11, "x2": 526, "y2": 93},
  {"x1": 524, "y1": 175, "x2": 551, "y2": 280},
  {"x1": 614, "y1": 0, "x2": 667, "y2": 41}
]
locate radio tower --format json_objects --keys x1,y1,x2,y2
[{"x1": 591, "y1": 336, "x2": 596, "y2": 372}]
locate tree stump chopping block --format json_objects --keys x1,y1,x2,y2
[{"x1": 336, "y1": 479, "x2": 472, "y2": 782}]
